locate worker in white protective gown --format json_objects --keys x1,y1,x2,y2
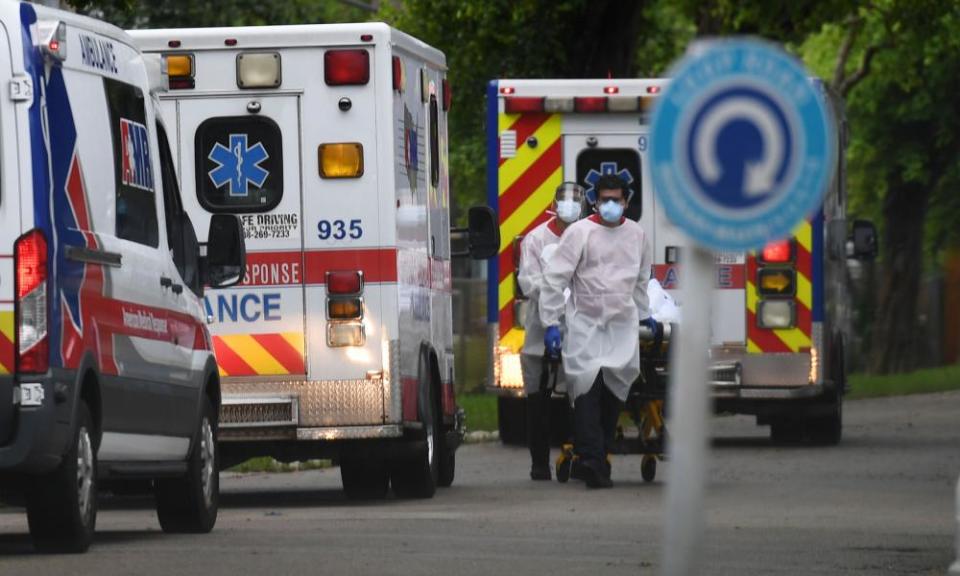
[
  {"x1": 517, "y1": 182, "x2": 585, "y2": 481},
  {"x1": 539, "y1": 173, "x2": 657, "y2": 488}
]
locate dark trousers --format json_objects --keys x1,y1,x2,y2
[
  {"x1": 526, "y1": 392, "x2": 550, "y2": 467},
  {"x1": 574, "y1": 372, "x2": 622, "y2": 468}
]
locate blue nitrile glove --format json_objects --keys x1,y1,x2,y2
[
  {"x1": 640, "y1": 317, "x2": 662, "y2": 340},
  {"x1": 544, "y1": 325, "x2": 562, "y2": 358}
]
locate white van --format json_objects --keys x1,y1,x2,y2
[
  {"x1": 130, "y1": 23, "x2": 497, "y2": 499},
  {"x1": 0, "y1": 3, "x2": 245, "y2": 552}
]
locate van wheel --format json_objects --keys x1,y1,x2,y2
[
  {"x1": 26, "y1": 402, "x2": 97, "y2": 553},
  {"x1": 156, "y1": 397, "x2": 218, "y2": 533},
  {"x1": 437, "y1": 447, "x2": 455, "y2": 488},
  {"x1": 770, "y1": 419, "x2": 803, "y2": 445},
  {"x1": 340, "y1": 457, "x2": 389, "y2": 500},
  {"x1": 391, "y1": 377, "x2": 439, "y2": 499},
  {"x1": 808, "y1": 393, "x2": 843, "y2": 446}
]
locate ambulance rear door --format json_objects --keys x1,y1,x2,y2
[{"x1": 176, "y1": 94, "x2": 307, "y2": 378}]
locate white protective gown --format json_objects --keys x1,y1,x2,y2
[
  {"x1": 539, "y1": 215, "x2": 653, "y2": 402},
  {"x1": 517, "y1": 218, "x2": 563, "y2": 395}
]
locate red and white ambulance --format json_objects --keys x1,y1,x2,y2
[
  {"x1": 485, "y1": 78, "x2": 876, "y2": 445},
  {"x1": 130, "y1": 24, "x2": 496, "y2": 498}
]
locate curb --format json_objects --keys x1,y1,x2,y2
[{"x1": 464, "y1": 430, "x2": 500, "y2": 444}]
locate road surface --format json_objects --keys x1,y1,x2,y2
[{"x1": 1, "y1": 391, "x2": 956, "y2": 575}]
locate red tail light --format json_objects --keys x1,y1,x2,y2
[
  {"x1": 574, "y1": 97, "x2": 607, "y2": 113},
  {"x1": 504, "y1": 97, "x2": 544, "y2": 114},
  {"x1": 327, "y1": 271, "x2": 363, "y2": 295},
  {"x1": 15, "y1": 229, "x2": 48, "y2": 374},
  {"x1": 442, "y1": 78, "x2": 452, "y2": 111},
  {"x1": 392, "y1": 56, "x2": 402, "y2": 91},
  {"x1": 760, "y1": 239, "x2": 794, "y2": 263},
  {"x1": 603, "y1": 85, "x2": 619, "y2": 94},
  {"x1": 324, "y1": 49, "x2": 370, "y2": 86}
]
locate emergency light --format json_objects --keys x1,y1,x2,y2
[
  {"x1": 758, "y1": 268, "x2": 796, "y2": 296},
  {"x1": 324, "y1": 49, "x2": 369, "y2": 86},
  {"x1": 760, "y1": 239, "x2": 794, "y2": 263},
  {"x1": 327, "y1": 322, "x2": 365, "y2": 348},
  {"x1": 327, "y1": 298, "x2": 363, "y2": 321},
  {"x1": 392, "y1": 56, "x2": 404, "y2": 92},
  {"x1": 757, "y1": 300, "x2": 795, "y2": 330},
  {"x1": 319, "y1": 143, "x2": 364, "y2": 179},
  {"x1": 237, "y1": 52, "x2": 281, "y2": 89},
  {"x1": 574, "y1": 97, "x2": 607, "y2": 113},
  {"x1": 442, "y1": 78, "x2": 452, "y2": 111},
  {"x1": 504, "y1": 97, "x2": 544, "y2": 114},
  {"x1": 327, "y1": 271, "x2": 363, "y2": 295},
  {"x1": 165, "y1": 54, "x2": 195, "y2": 89}
]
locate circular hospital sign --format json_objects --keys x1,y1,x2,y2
[{"x1": 650, "y1": 39, "x2": 835, "y2": 251}]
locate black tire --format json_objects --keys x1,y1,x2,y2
[
  {"x1": 807, "y1": 393, "x2": 843, "y2": 446},
  {"x1": 391, "y1": 374, "x2": 439, "y2": 499},
  {"x1": 437, "y1": 447, "x2": 455, "y2": 488},
  {"x1": 26, "y1": 402, "x2": 97, "y2": 553},
  {"x1": 340, "y1": 457, "x2": 389, "y2": 500},
  {"x1": 156, "y1": 396, "x2": 218, "y2": 533},
  {"x1": 770, "y1": 419, "x2": 803, "y2": 445},
  {"x1": 497, "y1": 396, "x2": 526, "y2": 446}
]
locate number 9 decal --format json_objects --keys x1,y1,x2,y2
[{"x1": 638, "y1": 135, "x2": 648, "y2": 152}]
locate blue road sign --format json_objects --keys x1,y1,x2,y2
[{"x1": 650, "y1": 39, "x2": 834, "y2": 251}]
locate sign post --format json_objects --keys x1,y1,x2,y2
[{"x1": 650, "y1": 39, "x2": 835, "y2": 576}]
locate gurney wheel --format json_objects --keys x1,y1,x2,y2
[{"x1": 641, "y1": 455, "x2": 657, "y2": 483}]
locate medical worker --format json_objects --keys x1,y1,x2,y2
[
  {"x1": 539, "y1": 174, "x2": 656, "y2": 488},
  {"x1": 517, "y1": 182, "x2": 585, "y2": 480}
]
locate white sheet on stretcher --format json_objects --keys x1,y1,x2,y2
[{"x1": 648, "y1": 278, "x2": 681, "y2": 324}]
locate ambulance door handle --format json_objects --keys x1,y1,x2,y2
[
  {"x1": 171, "y1": 283, "x2": 183, "y2": 295},
  {"x1": 160, "y1": 276, "x2": 173, "y2": 288}
]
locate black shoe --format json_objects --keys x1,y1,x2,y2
[
  {"x1": 583, "y1": 461, "x2": 613, "y2": 489},
  {"x1": 570, "y1": 460, "x2": 587, "y2": 482},
  {"x1": 530, "y1": 463, "x2": 552, "y2": 481}
]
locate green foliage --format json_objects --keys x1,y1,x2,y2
[
  {"x1": 848, "y1": 364, "x2": 960, "y2": 399},
  {"x1": 458, "y1": 393, "x2": 498, "y2": 433}
]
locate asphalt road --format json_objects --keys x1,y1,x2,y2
[{"x1": 1, "y1": 391, "x2": 957, "y2": 575}]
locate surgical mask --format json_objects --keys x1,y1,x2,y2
[
  {"x1": 555, "y1": 199, "x2": 582, "y2": 223},
  {"x1": 598, "y1": 199, "x2": 624, "y2": 223}
]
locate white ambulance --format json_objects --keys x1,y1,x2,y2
[
  {"x1": 0, "y1": 2, "x2": 246, "y2": 552},
  {"x1": 486, "y1": 78, "x2": 877, "y2": 446},
  {"x1": 129, "y1": 24, "x2": 497, "y2": 499}
]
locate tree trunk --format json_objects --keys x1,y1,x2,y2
[
  {"x1": 869, "y1": 177, "x2": 929, "y2": 373},
  {"x1": 566, "y1": 1, "x2": 647, "y2": 78}
]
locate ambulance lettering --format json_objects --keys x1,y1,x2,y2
[
  {"x1": 79, "y1": 34, "x2": 118, "y2": 74},
  {"x1": 205, "y1": 293, "x2": 282, "y2": 323},
  {"x1": 120, "y1": 118, "x2": 154, "y2": 191}
]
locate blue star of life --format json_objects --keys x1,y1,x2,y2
[
  {"x1": 585, "y1": 162, "x2": 634, "y2": 201},
  {"x1": 208, "y1": 134, "x2": 270, "y2": 197}
]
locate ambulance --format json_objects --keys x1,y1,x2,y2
[
  {"x1": 0, "y1": 2, "x2": 247, "y2": 552},
  {"x1": 130, "y1": 24, "x2": 497, "y2": 499},
  {"x1": 486, "y1": 78, "x2": 877, "y2": 446}
]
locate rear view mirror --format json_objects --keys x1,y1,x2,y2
[
  {"x1": 205, "y1": 214, "x2": 246, "y2": 288},
  {"x1": 847, "y1": 219, "x2": 878, "y2": 261}
]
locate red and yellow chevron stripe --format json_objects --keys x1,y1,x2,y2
[
  {"x1": 746, "y1": 220, "x2": 813, "y2": 353},
  {"x1": 497, "y1": 112, "x2": 563, "y2": 349},
  {"x1": 213, "y1": 332, "x2": 305, "y2": 377},
  {"x1": 0, "y1": 311, "x2": 13, "y2": 375}
]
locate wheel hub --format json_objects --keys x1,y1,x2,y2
[
  {"x1": 200, "y1": 417, "x2": 215, "y2": 508},
  {"x1": 76, "y1": 427, "x2": 94, "y2": 521}
]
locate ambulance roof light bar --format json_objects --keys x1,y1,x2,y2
[{"x1": 504, "y1": 95, "x2": 646, "y2": 114}]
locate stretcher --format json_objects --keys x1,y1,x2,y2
[{"x1": 554, "y1": 322, "x2": 673, "y2": 483}]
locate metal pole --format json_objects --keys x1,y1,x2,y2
[
  {"x1": 662, "y1": 244, "x2": 714, "y2": 576},
  {"x1": 950, "y1": 473, "x2": 960, "y2": 575}
]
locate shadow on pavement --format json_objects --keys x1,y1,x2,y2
[{"x1": 0, "y1": 529, "x2": 161, "y2": 556}]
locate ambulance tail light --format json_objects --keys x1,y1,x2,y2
[
  {"x1": 327, "y1": 298, "x2": 363, "y2": 320},
  {"x1": 574, "y1": 97, "x2": 608, "y2": 113},
  {"x1": 324, "y1": 49, "x2": 370, "y2": 86},
  {"x1": 165, "y1": 54, "x2": 195, "y2": 89},
  {"x1": 15, "y1": 230, "x2": 48, "y2": 374},
  {"x1": 442, "y1": 78, "x2": 452, "y2": 111},
  {"x1": 392, "y1": 56, "x2": 403, "y2": 92},
  {"x1": 760, "y1": 239, "x2": 794, "y2": 264},
  {"x1": 757, "y1": 300, "x2": 795, "y2": 330},
  {"x1": 319, "y1": 143, "x2": 364, "y2": 179},
  {"x1": 327, "y1": 322, "x2": 365, "y2": 348},
  {"x1": 327, "y1": 271, "x2": 363, "y2": 296},
  {"x1": 504, "y1": 97, "x2": 545, "y2": 114}
]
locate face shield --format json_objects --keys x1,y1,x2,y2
[{"x1": 554, "y1": 182, "x2": 585, "y2": 223}]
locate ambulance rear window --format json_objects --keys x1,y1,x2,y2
[
  {"x1": 577, "y1": 148, "x2": 643, "y2": 221},
  {"x1": 194, "y1": 116, "x2": 283, "y2": 213}
]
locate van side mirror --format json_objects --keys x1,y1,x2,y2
[
  {"x1": 204, "y1": 214, "x2": 246, "y2": 288},
  {"x1": 847, "y1": 219, "x2": 878, "y2": 261},
  {"x1": 452, "y1": 206, "x2": 499, "y2": 260}
]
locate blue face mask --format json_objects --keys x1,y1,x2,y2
[{"x1": 598, "y1": 199, "x2": 624, "y2": 223}]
